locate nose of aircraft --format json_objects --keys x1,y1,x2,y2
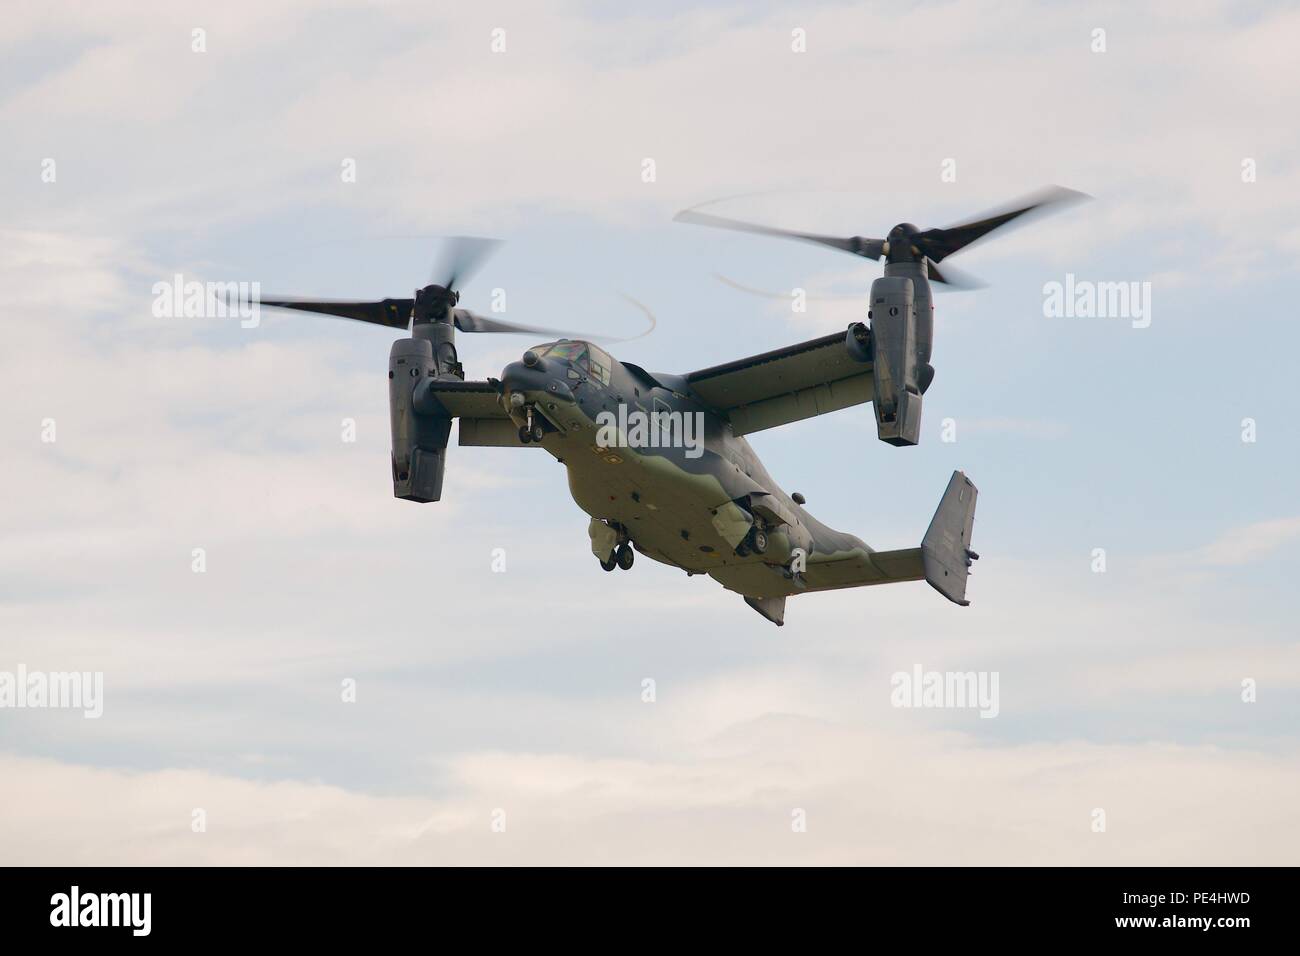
[{"x1": 501, "y1": 357, "x2": 575, "y2": 405}]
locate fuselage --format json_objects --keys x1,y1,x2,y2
[
  {"x1": 498, "y1": 339, "x2": 872, "y2": 598},
  {"x1": 497, "y1": 261, "x2": 936, "y2": 591}
]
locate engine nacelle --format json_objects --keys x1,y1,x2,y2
[
  {"x1": 868, "y1": 276, "x2": 923, "y2": 446},
  {"x1": 389, "y1": 338, "x2": 451, "y2": 502}
]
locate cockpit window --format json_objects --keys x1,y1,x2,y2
[
  {"x1": 541, "y1": 341, "x2": 588, "y2": 365},
  {"x1": 587, "y1": 344, "x2": 612, "y2": 386},
  {"x1": 534, "y1": 340, "x2": 611, "y2": 384}
]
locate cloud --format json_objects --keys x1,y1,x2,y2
[
  {"x1": 1132, "y1": 516, "x2": 1300, "y2": 579},
  {"x1": 5, "y1": 710, "x2": 1298, "y2": 865},
  {"x1": 4, "y1": 1, "x2": 1299, "y2": 259},
  {"x1": 1190, "y1": 517, "x2": 1300, "y2": 567},
  {"x1": 3, "y1": 0, "x2": 1299, "y2": 867}
]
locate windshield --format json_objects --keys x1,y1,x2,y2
[{"x1": 539, "y1": 341, "x2": 588, "y2": 365}]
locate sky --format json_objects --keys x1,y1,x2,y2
[{"x1": 2, "y1": 0, "x2": 1299, "y2": 865}]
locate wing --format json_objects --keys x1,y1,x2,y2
[
  {"x1": 683, "y1": 331, "x2": 873, "y2": 436},
  {"x1": 422, "y1": 379, "x2": 507, "y2": 419},
  {"x1": 418, "y1": 379, "x2": 540, "y2": 449}
]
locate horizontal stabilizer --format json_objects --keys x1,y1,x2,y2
[{"x1": 867, "y1": 547, "x2": 924, "y2": 581}]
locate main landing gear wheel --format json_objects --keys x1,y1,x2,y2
[
  {"x1": 616, "y1": 543, "x2": 635, "y2": 570},
  {"x1": 750, "y1": 528, "x2": 769, "y2": 554},
  {"x1": 600, "y1": 554, "x2": 618, "y2": 572}
]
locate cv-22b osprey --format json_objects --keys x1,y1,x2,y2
[{"x1": 257, "y1": 187, "x2": 1084, "y2": 625}]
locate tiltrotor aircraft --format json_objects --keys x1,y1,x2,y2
[{"x1": 258, "y1": 188, "x2": 1084, "y2": 625}]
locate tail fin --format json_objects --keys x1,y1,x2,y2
[{"x1": 921, "y1": 470, "x2": 979, "y2": 605}]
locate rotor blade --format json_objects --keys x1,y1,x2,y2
[
  {"x1": 609, "y1": 293, "x2": 657, "y2": 343},
  {"x1": 713, "y1": 272, "x2": 865, "y2": 301},
  {"x1": 452, "y1": 309, "x2": 581, "y2": 337},
  {"x1": 453, "y1": 294, "x2": 656, "y2": 344},
  {"x1": 913, "y1": 185, "x2": 1090, "y2": 262},
  {"x1": 257, "y1": 297, "x2": 413, "y2": 329},
  {"x1": 925, "y1": 260, "x2": 985, "y2": 291},
  {"x1": 674, "y1": 206, "x2": 885, "y2": 260},
  {"x1": 430, "y1": 236, "x2": 504, "y2": 290}
]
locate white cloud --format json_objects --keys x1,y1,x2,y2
[
  {"x1": 1191, "y1": 517, "x2": 1300, "y2": 567},
  {"x1": 2, "y1": 0, "x2": 1299, "y2": 867},
  {"x1": 5, "y1": 713, "x2": 1298, "y2": 865}
]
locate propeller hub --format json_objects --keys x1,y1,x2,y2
[
  {"x1": 414, "y1": 284, "x2": 459, "y2": 325},
  {"x1": 416, "y1": 284, "x2": 459, "y2": 304},
  {"x1": 886, "y1": 224, "x2": 921, "y2": 263}
]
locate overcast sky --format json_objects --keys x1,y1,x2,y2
[{"x1": 2, "y1": 0, "x2": 1299, "y2": 864}]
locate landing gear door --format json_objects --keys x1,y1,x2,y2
[
  {"x1": 710, "y1": 501, "x2": 752, "y2": 549},
  {"x1": 588, "y1": 518, "x2": 619, "y2": 561}
]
